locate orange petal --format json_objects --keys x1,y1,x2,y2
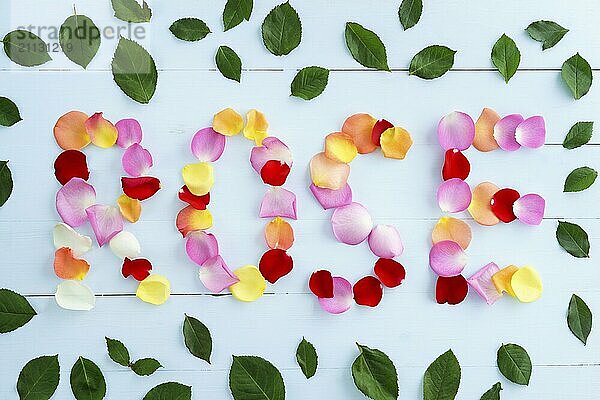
[
  {"x1": 176, "y1": 206, "x2": 213, "y2": 237},
  {"x1": 431, "y1": 216, "x2": 472, "y2": 250},
  {"x1": 380, "y1": 127, "x2": 413, "y2": 159},
  {"x1": 54, "y1": 111, "x2": 91, "y2": 150},
  {"x1": 310, "y1": 152, "x2": 350, "y2": 190},
  {"x1": 492, "y1": 265, "x2": 518, "y2": 297},
  {"x1": 85, "y1": 112, "x2": 118, "y2": 148},
  {"x1": 474, "y1": 108, "x2": 501, "y2": 152},
  {"x1": 264, "y1": 217, "x2": 294, "y2": 250},
  {"x1": 53, "y1": 247, "x2": 90, "y2": 280},
  {"x1": 213, "y1": 108, "x2": 243, "y2": 136},
  {"x1": 341, "y1": 113, "x2": 377, "y2": 154},
  {"x1": 324, "y1": 132, "x2": 358, "y2": 163},
  {"x1": 244, "y1": 109, "x2": 269, "y2": 145},
  {"x1": 468, "y1": 182, "x2": 500, "y2": 226},
  {"x1": 117, "y1": 194, "x2": 142, "y2": 223}
]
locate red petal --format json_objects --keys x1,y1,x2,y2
[
  {"x1": 442, "y1": 149, "x2": 470, "y2": 181},
  {"x1": 491, "y1": 188, "x2": 520, "y2": 223},
  {"x1": 122, "y1": 257, "x2": 152, "y2": 281},
  {"x1": 374, "y1": 258, "x2": 406, "y2": 288},
  {"x1": 258, "y1": 249, "x2": 293, "y2": 284},
  {"x1": 121, "y1": 177, "x2": 161, "y2": 200},
  {"x1": 371, "y1": 119, "x2": 393, "y2": 147},
  {"x1": 260, "y1": 160, "x2": 291, "y2": 186},
  {"x1": 353, "y1": 276, "x2": 383, "y2": 307},
  {"x1": 309, "y1": 270, "x2": 334, "y2": 298},
  {"x1": 54, "y1": 150, "x2": 90, "y2": 185},
  {"x1": 436, "y1": 275, "x2": 468, "y2": 305},
  {"x1": 178, "y1": 185, "x2": 210, "y2": 210}
]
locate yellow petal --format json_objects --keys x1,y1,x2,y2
[
  {"x1": 511, "y1": 266, "x2": 542, "y2": 303},
  {"x1": 431, "y1": 216, "x2": 472, "y2": 250},
  {"x1": 85, "y1": 112, "x2": 118, "y2": 148},
  {"x1": 380, "y1": 127, "x2": 413, "y2": 159},
  {"x1": 213, "y1": 108, "x2": 243, "y2": 136},
  {"x1": 182, "y1": 162, "x2": 214, "y2": 196},
  {"x1": 325, "y1": 132, "x2": 358, "y2": 163},
  {"x1": 136, "y1": 274, "x2": 171, "y2": 305},
  {"x1": 309, "y1": 152, "x2": 350, "y2": 190},
  {"x1": 492, "y1": 265, "x2": 518, "y2": 297},
  {"x1": 176, "y1": 206, "x2": 213, "y2": 237},
  {"x1": 474, "y1": 108, "x2": 501, "y2": 152},
  {"x1": 117, "y1": 194, "x2": 141, "y2": 223},
  {"x1": 229, "y1": 265, "x2": 266, "y2": 302},
  {"x1": 244, "y1": 109, "x2": 269, "y2": 145},
  {"x1": 468, "y1": 182, "x2": 500, "y2": 226}
]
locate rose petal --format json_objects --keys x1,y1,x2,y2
[
  {"x1": 442, "y1": 149, "x2": 470, "y2": 181},
  {"x1": 318, "y1": 276, "x2": 353, "y2": 314},
  {"x1": 182, "y1": 163, "x2": 214, "y2": 196},
  {"x1": 491, "y1": 188, "x2": 520, "y2": 223},
  {"x1": 250, "y1": 137, "x2": 293, "y2": 174},
  {"x1": 191, "y1": 127, "x2": 226, "y2": 162},
  {"x1": 109, "y1": 231, "x2": 141, "y2": 259},
  {"x1": 122, "y1": 258, "x2": 152, "y2": 281},
  {"x1": 259, "y1": 249, "x2": 293, "y2": 284},
  {"x1": 243, "y1": 109, "x2": 269, "y2": 145},
  {"x1": 431, "y1": 216, "x2": 472, "y2": 250},
  {"x1": 115, "y1": 118, "x2": 143, "y2": 148},
  {"x1": 468, "y1": 182, "x2": 500, "y2": 226},
  {"x1": 515, "y1": 116, "x2": 546, "y2": 149},
  {"x1": 309, "y1": 270, "x2": 334, "y2": 298},
  {"x1": 493, "y1": 114, "x2": 524, "y2": 151},
  {"x1": 467, "y1": 262, "x2": 502, "y2": 305},
  {"x1": 136, "y1": 274, "x2": 171, "y2": 305},
  {"x1": 309, "y1": 183, "x2": 353, "y2": 210},
  {"x1": 229, "y1": 265, "x2": 266, "y2": 302},
  {"x1": 55, "y1": 281, "x2": 95, "y2": 311},
  {"x1": 436, "y1": 178, "x2": 472, "y2": 213},
  {"x1": 511, "y1": 266, "x2": 543, "y2": 303},
  {"x1": 331, "y1": 202, "x2": 373, "y2": 245},
  {"x1": 309, "y1": 152, "x2": 350, "y2": 190},
  {"x1": 199, "y1": 255, "x2": 239, "y2": 293},
  {"x1": 213, "y1": 108, "x2": 243, "y2": 136},
  {"x1": 380, "y1": 127, "x2": 413, "y2": 159},
  {"x1": 324, "y1": 132, "x2": 358, "y2": 163},
  {"x1": 374, "y1": 258, "x2": 406, "y2": 288},
  {"x1": 117, "y1": 194, "x2": 142, "y2": 223},
  {"x1": 178, "y1": 186, "x2": 210, "y2": 210},
  {"x1": 121, "y1": 176, "x2": 161, "y2": 200},
  {"x1": 353, "y1": 276, "x2": 383, "y2": 307},
  {"x1": 122, "y1": 143, "x2": 153, "y2": 177},
  {"x1": 261, "y1": 160, "x2": 291, "y2": 186},
  {"x1": 429, "y1": 240, "x2": 467, "y2": 277},
  {"x1": 341, "y1": 113, "x2": 377, "y2": 154},
  {"x1": 513, "y1": 193, "x2": 545, "y2": 226},
  {"x1": 371, "y1": 119, "x2": 394, "y2": 147},
  {"x1": 264, "y1": 217, "x2": 294, "y2": 250},
  {"x1": 54, "y1": 111, "x2": 91, "y2": 150},
  {"x1": 436, "y1": 275, "x2": 468, "y2": 305},
  {"x1": 259, "y1": 187, "x2": 297, "y2": 219},
  {"x1": 86, "y1": 204, "x2": 124, "y2": 247},
  {"x1": 491, "y1": 265, "x2": 518, "y2": 296},
  {"x1": 53, "y1": 247, "x2": 90, "y2": 280},
  {"x1": 176, "y1": 206, "x2": 213, "y2": 237},
  {"x1": 186, "y1": 231, "x2": 219, "y2": 265},
  {"x1": 437, "y1": 111, "x2": 475, "y2": 151},
  {"x1": 53, "y1": 223, "x2": 92, "y2": 257},
  {"x1": 54, "y1": 150, "x2": 90, "y2": 185},
  {"x1": 368, "y1": 224, "x2": 404, "y2": 258},
  {"x1": 473, "y1": 108, "x2": 501, "y2": 152},
  {"x1": 85, "y1": 112, "x2": 118, "y2": 148},
  {"x1": 56, "y1": 178, "x2": 96, "y2": 227}
]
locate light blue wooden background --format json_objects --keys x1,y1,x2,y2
[{"x1": 1, "y1": 0, "x2": 599, "y2": 398}]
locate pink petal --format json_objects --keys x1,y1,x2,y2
[
  {"x1": 437, "y1": 111, "x2": 475, "y2": 151},
  {"x1": 437, "y1": 178, "x2": 472, "y2": 213},
  {"x1": 515, "y1": 116, "x2": 546, "y2": 149},
  {"x1": 199, "y1": 255, "x2": 239, "y2": 293},
  {"x1": 259, "y1": 187, "x2": 297, "y2": 220},
  {"x1": 122, "y1": 143, "x2": 153, "y2": 177},
  {"x1": 85, "y1": 204, "x2": 124, "y2": 247},
  {"x1": 331, "y1": 202, "x2": 373, "y2": 245},
  {"x1": 309, "y1": 183, "x2": 352, "y2": 210},
  {"x1": 115, "y1": 118, "x2": 143, "y2": 148},
  {"x1": 493, "y1": 114, "x2": 524, "y2": 151},
  {"x1": 250, "y1": 137, "x2": 293, "y2": 174},
  {"x1": 191, "y1": 127, "x2": 226, "y2": 162},
  {"x1": 368, "y1": 224, "x2": 404, "y2": 258},
  {"x1": 467, "y1": 262, "x2": 502, "y2": 305},
  {"x1": 513, "y1": 194, "x2": 545, "y2": 225},
  {"x1": 318, "y1": 276, "x2": 353, "y2": 314},
  {"x1": 56, "y1": 178, "x2": 97, "y2": 227},
  {"x1": 429, "y1": 240, "x2": 467, "y2": 277},
  {"x1": 186, "y1": 231, "x2": 219, "y2": 265}
]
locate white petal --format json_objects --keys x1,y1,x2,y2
[
  {"x1": 52, "y1": 223, "x2": 92, "y2": 257},
  {"x1": 55, "y1": 281, "x2": 96, "y2": 311},
  {"x1": 109, "y1": 231, "x2": 141, "y2": 259}
]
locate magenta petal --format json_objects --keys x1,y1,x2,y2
[
  {"x1": 513, "y1": 193, "x2": 545, "y2": 225},
  {"x1": 437, "y1": 111, "x2": 475, "y2": 151},
  {"x1": 186, "y1": 231, "x2": 219, "y2": 265},
  {"x1": 115, "y1": 118, "x2": 143, "y2": 149},
  {"x1": 259, "y1": 187, "x2": 297, "y2": 219},
  {"x1": 85, "y1": 204, "x2": 124, "y2": 247},
  {"x1": 309, "y1": 183, "x2": 353, "y2": 210},
  {"x1": 122, "y1": 143, "x2": 153, "y2": 177},
  {"x1": 493, "y1": 114, "x2": 524, "y2": 151},
  {"x1": 191, "y1": 127, "x2": 226, "y2": 162},
  {"x1": 318, "y1": 276, "x2": 353, "y2": 314},
  {"x1": 368, "y1": 224, "x2": 404, "y2": 258},
  {"x1": 436, "y1": 178, "x2": 472, "y2": 213},
  {"x1": 467, "y1": 262, "x2": 502, "y2": 305},
  {"x1": 331, "y1": 202, "x2": 373, "y2": 245},
  {"x1": 429, "y1": 240, "x2": 467, "y2": 277},
  {"x1": 199, "y1": 255, "x2": 239, "y2": 293},
  {"x1": 250, "y1": 137, "x2": 293, "y2": 174},
  {"x1": 56, "y1": 178, "x2": 97, "y2": 227},
  {"x1": 515, "y1": 116, "x2": 546, "y2": 149}
]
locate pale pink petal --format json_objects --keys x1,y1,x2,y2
[
  {"x1": 493, "y1": 114, "x2": 524, "y2": 151},
  {"x1": 186, "y1": 231, "x2": 219, "y2": 265},
  {"x1": 467, "y1": 262, "x2": 502, "y2": 305},
  {"x1": 515, "y1": 116, "x2": 546, "y2": 149},
  {"x1": 318, "y1": 276, "x2": 353, "y2": 314},
  {"x1": 250, "y1": 137, "x2": 293, "y2": 174},
  {"x1": 368, "y1": 225, "x2": 404, "y2": 258},
  {"x1": 259, "y1": 187, "x2": 297, "y2": 220},
  {"x1": 331, "y1": 202, "x2": 373, "y2": 245},
  {"x1": 85, "y1": 204, "x2": 124, "y2": 247},
  {"x1": 513, "y1": 194, "x2": 545, "y2": 225},
  {"x1": 429, "y1": 240, "x2": 467, "y2": 277},
  {"x1": 122, "y1": 143, "x2": 153, "y2": 177},
  {"x1": 437, "y1": 111, "x2": 475, "y2": 151},
  {"x1": 199, "y1": 255, "x2": 240, "y2": 293},
  {"x1": 191, "y1": 127, "x2": 226, "y2": 162},
  {"x1": 437, "y1": 178, "x2": 472, "y2": 213},
  {"x1": 56, "y1": 178, "x2": 97, "y2": 227},
  {"x1": 115, "y1": 118, "x2": 143, "y2": 148},
  {"x1": 309, "y1": 183, "x2": 352, "y2": 210}
]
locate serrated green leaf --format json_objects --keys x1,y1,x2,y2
[
  {"x1": 479, "y1": 382, "x2": 502, "y2": 400},
  {"x1": 557, "y1": 221, "x2": 590, "y2": 258},
  {"x1": 423, "y1": 349, "x2": 461, "y2": 400},
  {"x1": 215, "y1": 46, "x2": 242, "y2": 82},
  {"x1": 17, "y1": 355, "x2": 60, "y2": 400},
  {"x1": 261, "y1": 2, "x2": 302, "y2": 56},
  {"x1": 111, "y1": 0, "x2": 152, "y2": 23},
  {"x1": 0, "y1": 288, "x2": 36, "y2": 333},
  {"x1": 183, "y1": 314, "x2": 212, "y2": 363},
  {"x1": 143, "y1": 382, "x2": 191, "y2": 400},
  {"x1": 0, "y1": 97, "x2": 22, "y2": 127},
  {"x1": 345, "y1": 22, "x2": 389, "y2": 71},
  {"x1": 291, "y1": 66, "x2": 329, "y2": 100},
  {"x1": 0, "y1": 161, "x2": 13, "y2": 207},
  {"x1": 409, "y1": 45, "x2": 456, "y2": 79},
  {"x1": 105, "y1": 337, "x2": 130, "y2": 367},
  {"x1": 562, "y1": 53, "x2": 592, "y2": 100},
  {"x1": 70, "y1": 357, "x2": 106, "y2": 400},
  {"x1": 170, "y1": 18, "x2": 211, "y2": 42},
  {"x1": 2, "y1": 30, "x2": 51, "y2": 67},
  {"x1": 398, "y1": 0, "x2": 422, "y2": 30},
  {"x1": 564, "y1": 166, "x2": 597, "y2": 192},
  {"x1": 563, "y1": 121, "x2": 593, "y2": 149},
  {"x1": 223, "y1": 0, "x2": 253, "y2": 31},
  {"x1": 491, "y1": 34, "x2": 520, "y2": 83},
  {"x1": 229, "y1": 356, "x2": 285, "y2": 400},
  {"x1": 526, "y1": 20, "x2": 568, "y2": 50},
  {"x1": 59, "y1": 13, "x2": 101, "y2": 69},
  {"x1": 111, "y1": 37, "x2": 157, "y2": 104},
  {"x1": 496, "y1": 343, "x2": 532, "y2": 386},
  {"x1": 131, "y1": 358, "x2": 162, "y2": 376},
  {"x1": 568, "y1": 294, "x2": 593, "y2": 345},
  {"x1": 352, "y1": 343, "x2": 398, "y2": 400},
  {"x1": 296, "y1": 337, "x2": 318, "y2": 379}
]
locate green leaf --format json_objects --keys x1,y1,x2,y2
[
  {"x1": 556, "y1": 221, "x2": 590, "y2": 258},
  {"x1": 59, "y1": 13, "x2": 101, "y2": 69},
  {"x1": 215, "y1": 46, "x2": 242, "y2": 82},
  {"x1": 423, "y1": 349, "x2": 461, "y2": 400},
  {"x1": 496, "y1": 343, "x2": 532, "y2": 386},
  {"x1": 352, "y1": 343, "x2": 398, "y2": 400},
  {"x1": 111, "y1": 37, "x2": 158, "y2": 104},
  {"x1": 568, "y1": 294, "x2": 593, "y2": 345},
  {"x1": 479, "y1": 382, "x2": 502, "y2": 400},
  {"x1": 345, "y1": 22, "x2": 389, "y2": 71},
  {"x1": 562, "y1": 53, "x2": 593, "y2": 100},
  {"x1": 398, "y1": 0, "x2": 423, "y2": 30},
  {"x1": 170, "y1": 18, "x2": 211, "y2": 42},
  {"x1": 0, "y1": 161, "x2": 13, "y2": 207},
  {"x1": 17, "y1": 355, "x2": 60, "y2": 400},
  {"x1": 105, "y1": 337, "x2": 130, "y2": 367},
  {"x1": 183, "y1": 314, "x2": 212, "y2": 363},
  {"x1": 491, "y1": 34, "x2": 520, "y2": 83},
  {"x1": 2, "y1": 30, "x2": 51, "y2": 67},
  {"x1": 409, "y1": 45, "x2": 456, "y2": 79},
  {"x1": 563, "y1": 121, "x2": 593, "y2": 149},
  {"x1": 0, "y1": 97, "x2": 22, "y2": 127},
  {"x1": 111, "y1": 0, "x2": 152, "y2": 23},
  {"x1": 261, "y1": 1, "x2": 302, "y2": 56},
  {"x1": 291, "y1": 66, "x2": 329, "y2": 100},
  {"x1": 223, "y1": 0, "x2": 253, "y2": 31},
  {"x1": 143, "y1": 382, "x2": 192, "y2": 400},
  {"x1": 564, "y1": 166, "x2": 597, "y2": 192},
  {"x1": 131, "y1": 358, "x2": 162, "y2": 376},
  {"x1": 70, "y1": 357, "x2": 106, "y2": 400},
  {"x1": 229, "y1": 356, "x2": 285, "y2": 400},
  {"x1": 0, "y1": 288, "x2": 36, "y2": 333},
  {"x1": 526, "y1": 20, "x2": 568, "y2": 50},
  {"x1": 296, "y1": 337, "x2": 318, "y2": 379}
]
